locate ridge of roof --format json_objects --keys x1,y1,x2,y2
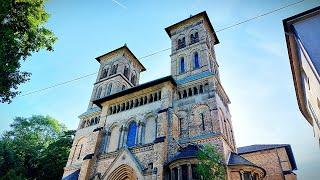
[
  {"x1": 93, "y1": 75, "x2": 176, "y2": 108},
  {"x1": 165, "y1": 11, "x2": 219, "y2": 44},
  {"x1": 237, "y1": 144, "x2": 297, "y2": 170},
  {"x1": 95, "y1": 45, "x2": 146, "y2": 72}
]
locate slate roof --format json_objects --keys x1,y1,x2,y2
[
  {"x1": 168, "y1": 145, "x2": 199, "y2": 164},
  {"x1": 165, "y1": 11, "x2": 220, "y2": 45},
  {"x1": 78, "y1": 106, "x2": 101, "y2": 118},
  {"x1": 62, "y1": 169, "x2": 80, "y2": 180},
  {"x1": 227, "y1": 152, "x2": 257, "y2": 167},
  {"x1": 95, "y1": 45, "x2": 146, "y2": 72},
  {"x1": 228, "y1": 152, "x2": 266, "y2": 177},
  {"x1": 237, "y1": 144, "x2": 297, "y2": 170}
]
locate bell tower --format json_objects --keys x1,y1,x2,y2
[
  {"x1": 87, "y1": 45, "x2": 146, "y2": 109},
  {"x1": 165, "y1": 12, "x2": 220, "y2": 83},
  {"x1": 77, "y1": 45, "x2": 146, "y2": 130},
  {"x1": 165, "y1": 12, "x2": 236, "y2": 161}
]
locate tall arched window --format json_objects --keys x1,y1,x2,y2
[
  {"x1": 194, "y1": 52, "x2": 200, "y2": 69},
  {"x1": 126, "y1": 122, "x2": 137, "y2": 147},
  {"x1": 106, "y1": 83, "x2": 112, "y2": 95},
  {"x1": 122, "y1": 85, "x2": 126, "y2": 90},
  {"x1": 131, "y1": 75, "x2": 136, "y2": 85},
  {"x1": 96, "y1": 86, "x2": 102, "y2": 98},
  {"x1": 145, "y1": 117, "x2": 156, "y2": 144},
  {"x1": 179, "y1": 118, "x2": 183, "y2": 136},
  {"x1": 180, "y1": 57, "x2": 185, "y2": 73},
  {"x1": 124, "y1": 66, "x2": 129, "y2": 79},
  {"x1": 200, "y1": 113, "x2": 205, "y2": 130},
  {"x1": 101, "y1": 68, "x2": 108, "y2": 79},
  {"x1": 108, "y1": 126, "x2": 120, "y2": 152}
]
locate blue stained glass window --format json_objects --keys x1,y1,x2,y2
[
  {"x1": 180, "y1": 57, "x2": 185, "y2": 73},
  {"x1": 194, "y1": 52, "x2": 200, "y2": 69},
  {"x1": 126, "y1": 122, "x2": 137, "y2": 147}
]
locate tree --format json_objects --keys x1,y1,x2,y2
[
  {"x1": 38, "y1": 130, "x2": 75, "y2": 180},
  {"x1": 196, "y1": 144, "x2": 226, "y2": 180},
  {"x1": 0, "y1": 115, "x2": 73, "y2": 179},
  {"x1": 0, "y1": 0, "x2": 57, "y2": 103}
]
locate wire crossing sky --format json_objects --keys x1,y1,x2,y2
[
  {"x1": 17, "y1": 0, "x2": 306, "y2": 98},
  {"x1": 1, "y1": 1, "x2": 320, "y2": 179}
]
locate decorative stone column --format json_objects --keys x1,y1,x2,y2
[
  {"x1": 187, "y1": 164, "x2": 192, "y2": 180},
  {"x1": 240, "y1": 170, "x2": 244, "y2": 180},
  {"x1": 118, "y1": 126, "x2": 123, "y2": 150},
  {"x1": 137, "y1": 121, "x2": 142, "y2": 145},
  {"x1": 139, "y1": 122, "x2": 145, "y2": 145},
  {"x1": 177, "y1": 166, "x2": 182, "y2": 180},
  {"x1": 170, "y1": 168, "x2": 174, "y2": 180},
  {"x1": 122, "y1": 127, "x2": 128, "y2": 147},
  {"x1": 152, "y1": 167, "x2": 158, "y2": 180}
]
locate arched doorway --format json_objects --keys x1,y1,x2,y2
[{"x1": 107, "y1": 164, "x2": 137, "y2": 180}]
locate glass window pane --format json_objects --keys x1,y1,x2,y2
[{"x1": 126, "y1": 122, "x2": 137, "y2": 147}]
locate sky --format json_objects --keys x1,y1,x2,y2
[{"x1": 1, "y1": 0, "x2": 320, "y2": 179}]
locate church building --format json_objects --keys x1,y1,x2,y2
[{"x1": 63, "y1": 11, "x2": 297, "y2": 180}]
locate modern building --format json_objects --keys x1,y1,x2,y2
[
  {"x1": 283, "y1": 6, "x2": 320, "y2": 146},
  {"x1": 63, "y1": 11, "x2": 297, "y2": 180}
]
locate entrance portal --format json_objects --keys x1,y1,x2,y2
[{"x1": 107, "y1": 164, "x2": 137, "y2": 180}]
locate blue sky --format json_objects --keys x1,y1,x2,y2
[{"x1": 1, "y1": 0, "x2": 320, "y2": 179}]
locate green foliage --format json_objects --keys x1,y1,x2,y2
[
  {"x1": 0, "y1": 115, "x2": 74, "y2": 179},
  {"x1": 38, "y1": 130, "x2": 75, "y2": 180},
  {"x1": 196, "y1": 144, "x2": 226, "y2": 180},
  {"x1": 0, "y1": 0, "x2": 57, "y2": 103}
]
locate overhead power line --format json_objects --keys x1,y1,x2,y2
[
  {"x1": 17, "y1": 0, "x2": 305, "y2": 97},
  {"x1": 215, "y1": 0, "x2": 305, "y2": 32},
  {"x1": 19, "y1": 72, "x2": 98, "y2": 97}
]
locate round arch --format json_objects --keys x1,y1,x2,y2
[{"x1": 107, "y1": 164, "x2": 137, "y2": 180}]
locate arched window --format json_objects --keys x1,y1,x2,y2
[
  {"x1": 199, "y1": 85, "x2": 203, "y2": 94},
  {"x1": 126, "y1": 122, "x2": 137, "y2": 147},
  {"x1": 106, "y1": 83, "x2": 112, "y2": 95},
  {"x1": 194, "y1": 52, "x2": 200, "y2": 69},
  {"x1": 108, "y1": 126, "x2": 120, "y2": 152},
  {"x1": 124, "y1": 66, "x2": 129, "y2": 79},
  {"x1": 195, "y1": 32, "x2": 199, "y2": 42},
  {"x1": 145, "y1": 117, "x2": 156, "y2": 144},
  {"x1": 122, "y1": 85, "x2": 126, "y2": 90},
  {"x1": 149, "y1": 94, "x2": 154, "y2": 103},
  {"x1": 182, "y1": 37, "x2": 186, "y2": 47},
  {"x1": 131, "y1": 74, "x2": 136, "y2": 85},
  {"x1": 200, "y1": 113, "x2": 205, "y2": 130},
  {"x1": 177, "y1": 37, "x2": 186, "y2": 50},
  {"x1": 101, "y1": 68, "x2": 108, "y2": 79},
  {"x1": 191, "y1": 32, "x2": 199, "y2": 44},
  {"x1": 193, "y1": 87, "x2": 198, "y2": 95},
  {"x1": 111, "y1": 64, "x2": 118, "y2": 75},
  {"x1": 183, "y1": 90, "x2": 187, "y2": 98},
  {"x1": 94, "y1": 117, "x2": 99, "y2": 124},
  {"x1": 96, "y1": 86, "x2": 102, "y2": 98},
  {"x1": 188, "y1": 88, "x2": 192, "y2": 96},
  {"x1": 179, "y1": 118, "x2": 183, "y2": 136},
  {"x1": 180, "y1": 57, "x2": 185, "y2": 73},
  {"x1": 190, "y1": 34, "x2": 194, "y2": 43}
]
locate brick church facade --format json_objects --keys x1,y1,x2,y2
[{"x1": 62, "y1": 12, "x2": 297, "y2": 180}]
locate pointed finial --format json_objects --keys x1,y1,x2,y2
[
  {"x1": 190, "y1": 14, "x2": 192, "y2": 17},
  {"x1": 124, "y1": 43, "x2": 127, "y2": 47}
]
